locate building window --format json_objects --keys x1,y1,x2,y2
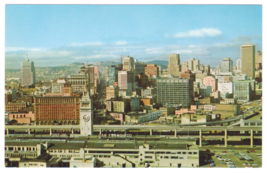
[{"x1": 145, "y1": 156, "x2": 152, "y2": 159}]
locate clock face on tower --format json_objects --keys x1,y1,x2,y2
[{"x1": 83, "y1": 114, "x2": 90, "y2": 122}]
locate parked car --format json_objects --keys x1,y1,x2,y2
[
  {"x1": 229, "y1": 165, "x2": 236, "y2": 168},
  {"x1": 250, "y1": 149, "x2": 255, "y2": 152},
  {"x1": 229, "y1": 149, "x2": 233, "y2": 152},
  {"x1": 220, "y1": 161, "x2": 226, "y2": 165},
  {"x1": 209, "y1": 163, "x2": 216, "y2": 167}
]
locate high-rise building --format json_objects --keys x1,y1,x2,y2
[
  {"x1": 236, "y1": 59, "x2": 242, "y2": 71},
  {"x1": 106, "y1": 86, "x2": 119, "y2": 101},
  {"x1": 241, "y1": 45, "x2": 255, "y2": 79},
  {"x1": 106, "y1": 64, "x2": 122, "y2": 86},
  {"x1": 118, "y1": 71, "x2": 134, "y2": 91},
  {"x1": 136, "y1": 73, "x2": 149, "y2": 88},
  {"x1": 204, "y1": 65, "x2": 210, "y2": 74},
  {"x1": 123, "y1": 56, "x2": 135, "y2": 72},
  {"x1": 220, "y1": 57, "x2": 233, "y2": 73},
  {"x1": 21, "y1": 58, "x2": 35, "y2": 86},
  {"x1": 69, "y1": 64, "x2": 90, "y2": 93},
  {"x1": 181, "y1": 62, "x2": 188, "y2": 72},
  {"x1": 233, "y1": 80, "x2": 255, "y2": 102},
  {"x1": 157, "y1": 77, "x2": 193, "y2": 107},
  {"x1": 188, "y1": 58, "x2": 200, "y2": 72},
  {"x1": 256, "y1": 50, "x2": 262, "y2": 63},
  {"x1": 168, "y1": 54, "x2": 181, "y2": 76},
  {"x1": 134, "y1": 62, "x2": 147, "y2": 77},
  {"x1": 203, "y1": 76, "x2": 217, "y2": 92}
]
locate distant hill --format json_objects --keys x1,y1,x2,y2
[
  {"x1": 144, "y1": 60, "x2": 168, "y2": 69},
  {"x1": 70, "y1": 62, "x2": 83, "y2": 65}
]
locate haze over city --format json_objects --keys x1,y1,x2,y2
[{"x1": 5, "y1": 5, "x2": 262, "y2": 69}]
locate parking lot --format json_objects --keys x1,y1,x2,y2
[{"x1": 201, "y1": 149, "x2": 262, "y2": 168}]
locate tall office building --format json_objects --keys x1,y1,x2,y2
[
  {"x1": 168, "y1": 54, "x2": 181, "y2": 76},
  {"x1": 236, "y1": 59, "x2": 242, "y2": 71},
  {"x1": 123, "y1": 56, "x2": 135, "y2": 72},
  {"x1": 157, "y1": 77, "x2": 193, "y2": 107},
  {"x1": 69, "y1": 64, "x2": 90, "y2": 93},
  {"x1": 256, "y1": 50, "x2": 262, "y2": 63},
  {"x1": 204, "y1": 65, "x2": 210, "y2": 74},
  {"x1": 241, "y1": 45, "x2": 255, "y2": 79},
  {"x1": 21, "y1": 58, "x2": 35, "y2": 86},
  {"x1": 233, "y1": 80, "x2": 255, "y2": 102},
  {"x1": 118, "y1": 71, "x2": 134, "y2": 91},
  {"x1": 106, "y1": 64, "x2": 122, "y2": 86},
  {"x1": 188, "y1": 58, "x2": 200, "y2": 72},
  {"x1": 220, "y1": 57, "x2": 233, "y2": 73}
]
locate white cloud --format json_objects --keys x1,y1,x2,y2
[
  {"x1": 69, "y1": 42, "x2": 102, "y2": 47},
  {"x1": 145, "y1": 48, "x2": 163, "y2": 54},
  {"x1": 174, "y1": 28, "x2": 222, "y2": 38},
  {"x1": 115, "y1": 41, "x2": 128, "y2": 46},
  {"x1": 5, "y1": 47, "x2": 43, "y2": 52},
  {"x1": 188, "y1": 45, "x2": 198, "y2": 48}
]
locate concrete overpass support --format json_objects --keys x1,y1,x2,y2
[
  {"x1": 99, "y1": 129, "x2": 102, "y2": 135},
  {"x1": 224, "y1": 129, "x2": 228, "y2": 147},
  {"x1": 174, "y1": 129, "x2": 177, "y2": 137},
  {"x1": 6, "y1": 129, "x2": 9, "y2": 135},
  {"x1": 150, "y1": 129, "x2": 153, "y2": 136},
  {"x1": 71, "y1": 128, "x2": 74, "y2": 135},
  {"x1": 199, "y1": 129, "x2": 202, "y2": 147},
  {"x1": 50, "y1": 129, "x2": 52, "y2": 136},
  {"x1": 28, "y1": 129, "x2": 30, "y2": 135},
  {"x1": 250, "y1": 129, "x2": 254, "y2": 147}
]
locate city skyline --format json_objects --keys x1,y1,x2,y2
[{"x1": 5, "y1": 5, "x2": 262, "y2": 69}]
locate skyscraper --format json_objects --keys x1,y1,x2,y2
[
  {"x1": 241, "y1": 45, "x2": 255, "y2": 79},
  {"x1": 220, "y1": 57, "x2": 233, "y2": 73},
  {"x1": 236, "y1": 59, "x2": 242, "y2": 71},
  {"x1": 21, "y1": 57, "x2": 35, "y2": 86},
  {"x1": 157, "y1": 77, "x2": 193, "y2": 107},
  {"x1": 188, "y1": 58, "x2": 200, "y2": 72},
  {"x1": 118, "y1": 71, "x2": 133, "y2": 91},
  {"x1": 168, "y1": 54, "x2": 181, "y2": 76},
  {"x1": 123, "y1": 56, "x2": 135, "y2": 72}
]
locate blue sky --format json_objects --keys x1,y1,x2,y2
[{"x1": 5, "y1": 5, "x2": 262, "y2": 68}]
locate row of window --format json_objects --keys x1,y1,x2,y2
[
  {"x1": 145, "y1": 151, "x2": 197, "y2": 155},
  {"x1": 6, "y1": 147, "x2": 36, "y2": 151}
]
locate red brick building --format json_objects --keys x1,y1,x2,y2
[
  {"x1": 145, "y1": 64, "x2": 159, "y2": 77},
  {"x1": 33, "y1": 93, "x2": 81, "y2": 125},
  {"x1": 181, "y1": 70, "x2": 195, "y2": 81},
  {"x1": 5, "y1": 102, "x2": 27, "y2": 112}
]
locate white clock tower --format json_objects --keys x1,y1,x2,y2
[{"x1": 80, "y1": 91, "x2": 93, "y2": 136}]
